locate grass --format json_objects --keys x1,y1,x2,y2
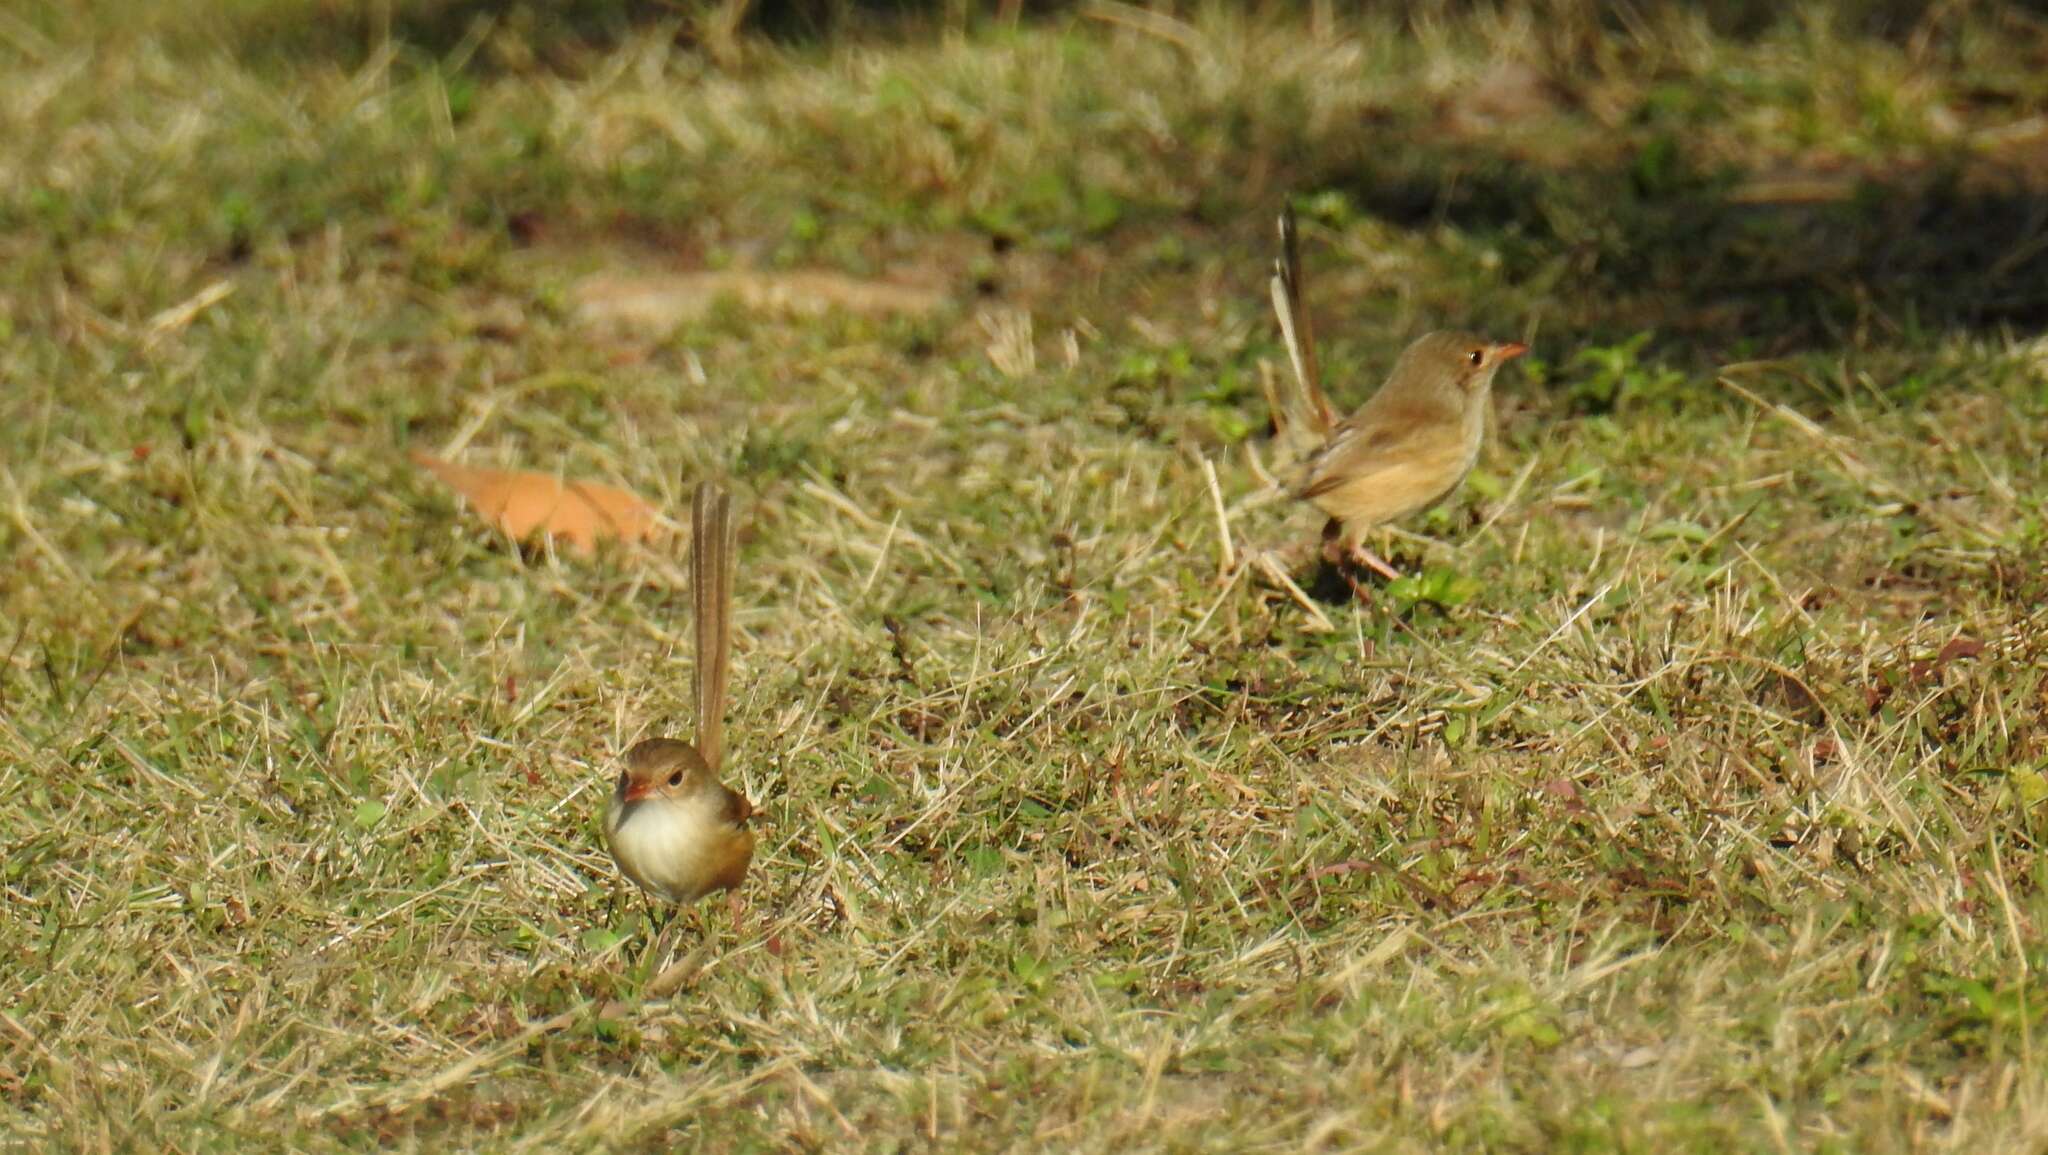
[{"x1": 4, "y1": 1, "x2": 2048, "y2": 1149}]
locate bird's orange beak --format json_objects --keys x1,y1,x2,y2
[
  {"x1": 1496, "y1": 341, "x2": 1530, "y2": 361},
  {"x1": 622, "y1": 779, "x2": 656, "y2": 803}
]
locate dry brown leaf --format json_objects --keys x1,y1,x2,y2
[
  {"x1": 574, "y1": 269, "x2": 946, "y2": 331},
  {"x1": 412, "y1": 452, "x2": 660, "y2": 555},
  {"x1": 1938, "y1": 636, "x2": 1986, "y2": 664}
]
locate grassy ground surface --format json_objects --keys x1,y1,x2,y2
[{"x1": 5, "y1": 1, "x2": 2048, "y2": 1149}]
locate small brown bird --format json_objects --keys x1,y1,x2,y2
[
  {"x1": 604, "y1": 483, "x2": 755, "y2": 906},
  {"x1": 1269, "y1": 206, "x2": 1526, "y2": 590}
]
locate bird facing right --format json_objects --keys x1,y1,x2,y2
[{"x1": 1269, "y1": 206, "x2": 1526, "y2": 588}]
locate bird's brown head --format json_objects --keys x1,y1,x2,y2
[
  {"x1": 617, "y1": 737, "x2": 713, "y2": 804},
  {"x1": 1393, "y1": 330, "x2": 1529, "y2": 400}
]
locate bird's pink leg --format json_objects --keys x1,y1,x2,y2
[
  {"x1": 1349, "y1": 543, "x2": 1404, "y2": 582},
  {"x1": 1325, "y1": 520, "x2": 1404, "y2": 588}
]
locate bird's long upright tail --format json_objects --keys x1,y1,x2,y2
[
  {"x1": 1268, "y1": 203, "x2": 1338, "y2": 444},
  {"x1": 692, "y1": 481, "x2": 734, "y2": 773}
]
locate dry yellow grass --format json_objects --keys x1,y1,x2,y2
[{"x1": 4, "y1": 2, "x2": 2048, "y2": 1149}]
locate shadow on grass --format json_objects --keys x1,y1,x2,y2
[
  {"x1": 1292, "y1": 126, "x2": 2048, "y2": 363},
  {"x1": 212, "y1": 0, "x2": 2048, "y2": 65},
  {"x1": 216, "y1": 0, "x2": 983, "y2": 70}
]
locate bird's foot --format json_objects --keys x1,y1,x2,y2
[
  {"x1": 1348, "y1": 544, "x2": 1405, "y2": 583},
  {"x1": 1318, "y1": 536, "x2": 1402, "y2": 602}
]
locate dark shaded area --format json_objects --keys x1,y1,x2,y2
[
  {"x1": 148, "y1": 0, "x2": 2048, "y2": 71},
  {"x1": 199, "y1": 0, "x2": 1021, "y2": 71},
  {"x1": 1538, "y1": 0, "x2": 2048, "y2": 43},
  {"x1": 1277, "y1": 6, "x2": 2048, "y2": 365},
  {"x1": 1293, "y1": 128, "x2": 2048, "y2": 363}
]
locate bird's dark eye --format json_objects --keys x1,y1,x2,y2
[
  {"x1": 668, "y1": 771, "x2": 684, "y2": 787},
  {"x1": 1469, "y1": 350, "x2": 1484, "y2": 366}
]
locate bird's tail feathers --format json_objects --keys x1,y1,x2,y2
[
  {"x1": 692, "y1": 481, "x2": 734, "y2": 773},
  {"x1": 1269, "y1": 203, "x2": 1338, "y2": 446}
]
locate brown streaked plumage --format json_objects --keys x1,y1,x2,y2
[
  {"x1": 603, "y1": 483, "x2": 755, "y2": 905},
  {"x1": 1269, "y1": 205, "x2": 1527, "y2": 591}
]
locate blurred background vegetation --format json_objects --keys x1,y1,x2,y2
[{"x1": 9, "y1": 0, "x2": 2046, "y2": 367}]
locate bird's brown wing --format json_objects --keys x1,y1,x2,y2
[
  {"x1": 1299, "y1": 402, "x2": 1473, "y2": 525},
  {"x1": 1299, "y1": 422, "x2": 1398, "y2": 500},
  {"x1": 699, "y1": 785, "x2": 756, "y2": 898},
  {"x1": 713, "y1": 781, "x2": 754, "y2": 825},
  {"x1": 1300, "y1": 392, "x2": 1459, "y2": 495},
  {"x1": 701, "y1": 826, "x2": 756, "y2": 897}
]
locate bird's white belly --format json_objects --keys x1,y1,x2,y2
[{"x1": 605, "y1": 794, "x2": 728, "y2": 903}]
